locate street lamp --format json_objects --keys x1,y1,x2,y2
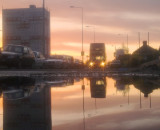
[
  {"x1": 42, "y1": 0, "x2": 47, "y2": 57},
  {"x1": 70, "y1": 6, "x2": 84, "y2": 63},
  {"x1": 86, "y1": 25, "x2": 95, "y2": 43}
]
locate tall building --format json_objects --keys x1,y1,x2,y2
[{"x1": 2, "y1": 5, "x2": 50, "y2": 57}]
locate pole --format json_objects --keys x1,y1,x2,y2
[
  {"x1": 82, "y1": 79, "x2": 85, "y2": 130},
  {"x1": 148, "y1": 32, "x2": 149, "y2": 46},
  {"x1": 140, "y1": 91, "x2": 142, "y2": 109},
  {"x1": 127, "y1": 34, "x2": 128, "y2": 49},
  {"x1": 93, "y1": 27, "x2": 95, "y2": 43},
  {"x1": 70, "y1": 6, "x2": 84, "y2": 63},
  {"x1": 86, "y1": 26, "x2": 95, "y2": 43},
  {"x1": 139, "y1": 32, "x2": 140, "y2": 48},
  {"x1": 81, "y1": 8, "x2": 84, "y2": 63},
  {"x1": 43, "y1": 0, "x2": 46, "y2": 57},
  {"x1": 150, "y1": 94, "x2": 151, "y2": 108}
]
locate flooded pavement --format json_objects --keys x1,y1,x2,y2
[{"x1": 0, "y1": 76, "x2": 160, "y2": 130}]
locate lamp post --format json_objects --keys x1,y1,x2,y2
[
  {"x1": 0, "y1": 30, "x2": 2, "y2": 51},
  {"x1": 42, "y1": 0, "x2": 46, "y2": 57},
  {"x1": 117, "y1": 34, "x2": 128, "y2": 48},
  {"x1": 86, "y1": 25, "x2": 95, "y2": 43},
  {"x1": 70, "y1": 6, "x2": 84, "y2": 63}
]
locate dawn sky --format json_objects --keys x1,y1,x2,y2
[{"x1": 1, "y1": 0, "x2": 160, "y2": 61}]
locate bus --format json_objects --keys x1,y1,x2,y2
[{"x1": 89, "y1": 43, "x2": 106, "y2": 68}]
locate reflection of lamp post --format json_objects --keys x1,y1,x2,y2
[
  {"x1": 0, "y1": 30, "x2": 2, "y2": 51},
  {"x1": 70, "y1": 6, "x2": 84, "y2": 63},
  {"x1": 86, "y1": 26, "x2": 95, "y2": 43},
  {"x1": 140, "y1": 90, "x2": 142, "y2": 109},
  {"x1": 150, "y1": 94, "x2": 152, "y2": 108},
  {"x1": 81, "y1": 78, "x2": 85, "y2": 130}
]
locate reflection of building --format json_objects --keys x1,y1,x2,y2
[
  {"x1": 133, "y1": 77, "x2": 160, "y2": 98},
  {"x1": 90, "y1": 77, "x2": 106, "y2": 98},
  {"x1": 113, "y1": 76, "x2": 160, "y2": 98},
  {"x1": 114, "y1": 77, "x2": 131, "y2": 90},
  {"x1": 3, "y1": 5, "x2": 50, "y2": 57},
  {"x1": 3, "y1": 85, "x2": 51, "y2": 130}
]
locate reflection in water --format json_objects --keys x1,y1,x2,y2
[
  {"x1": 45, "y1": 77, "x2": 74, "y2": 87},
  {"x1": 0, "y1": 77, "x2": 52, "y2": 130},
  {"x1": 132, "y1": 77, "x2": 160, "y2": 109},
  {"x1": 113, "y1": 76, "x2": 160, "y2": 109},
  {"x1": 0, "y1": 76, "x2": 160, "y2": 130},
  {"x1": 114, "y1": 77, "x2": 130, "y2": 97},
  {"x1": 82, "y1": 78, "x2": 85, "y2": 130},
  {"x1": 113, "y1": 76, "x2": 160, "y2": 98},
  {"x1": 132, "y1": 77, "x2": 160, "y2": 98},
  {"x1": 90, "y1": 77, "x2": 106, "y2": 98},
  {"x1": 0, "y1": 77, "x2": 35, "y2": 100}
]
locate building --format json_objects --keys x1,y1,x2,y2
[
  {"x1": 133, "y1": 41, "x2": 159, "y2": 57},
  {"x1": 114, "y1": 44, "x2": 129, "y2": 59},
  {"x1": 2, "y1": 5, "x2": 50, "y2": 57},
  {"x1": 132, "y1": 41, "x2": 159, "y2": 62}
]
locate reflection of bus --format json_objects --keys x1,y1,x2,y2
[
  {"x1": 90, "y1": 77, "x2": 106, "y2": 98},
  {"x1": 89, "y1": 43, "x2": 106, "y2": 68}
]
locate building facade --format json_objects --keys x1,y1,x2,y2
[{"x1": 2, "y1": 5, "x2": 50, "y2": 57}]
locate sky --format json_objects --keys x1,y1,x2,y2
[{"x1": 1, "y1": 0, "x2": 160, "y2": 61}]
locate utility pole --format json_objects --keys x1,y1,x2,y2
[
  {"x1": 43, "y1": 0, "x2": 46, "y2": 57},
  {"x1": 148, "y1": 32, "x2": 149, "y2": 46},
  {"x1": 127, "y1": 34, "x2": 128, "y2": 50},
  {"x1": 138, "y1": 32, "x2": 140, "y2": 48}
]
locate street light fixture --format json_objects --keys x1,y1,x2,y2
[{"x1": 70, "y1": 6, "x2": 84, "y2": 63}]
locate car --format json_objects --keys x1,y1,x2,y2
[
  {"x1": 3, "y1": 89, "x2": 31, "y2": 100},
  {"x1": 0, "y1": 44, "x2": 35, "y2": 68},
  {"x1": 33, "y1": 51, "x2": 46, "y2": 69},
  {"x1": 44, "y1": 58, "x2": 64, "y2": 69},
  {"x1": 0, "y1": 76, "x2": 35, "y2": 100}
]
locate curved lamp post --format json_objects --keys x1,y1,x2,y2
[{"x1": 70, "y1": 6, "x2": 84, "y2": 63}]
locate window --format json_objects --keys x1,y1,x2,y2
[
  {"x1": 95, "y1": 56, "x2": 104, "y2": 60},
  {"x1": 4, "y1": 45, "x2": 23, "y2": 53},
  {"x1": 96, "y1": 80, "x2": 104, "y2": 85},
  {"x1": 23, "y1": 47, "x2": 28, "y2": 54}
]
